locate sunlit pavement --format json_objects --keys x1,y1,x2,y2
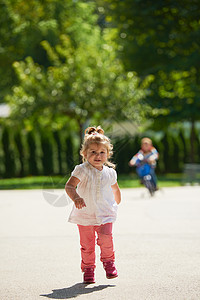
[{"x1": 0, "y1": 186, "x2": 200, "y2": 300}]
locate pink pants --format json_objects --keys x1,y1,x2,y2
[{"x1": 78, "y1": 223, "x2": 115, "y2": 270}]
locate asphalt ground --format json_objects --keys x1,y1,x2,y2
[{"x1": 0, "y1": 186, "x2": 200, "y2": 300}]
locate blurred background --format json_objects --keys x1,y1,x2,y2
[{"x1": 0, "y1": 0, "x2": 200, "y2": 188}]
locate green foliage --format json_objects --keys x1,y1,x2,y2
[
  {"x1": 14, "y1": 130, "x2": 26, "y2": 177},
  {"x1": 53, "y1": 131, "x2": 64, "y2": 175},
  {"x1": 161, "y1": 133, "x2": 171, "y2": 173},
  {"x1": 5, "y1": 0, "x2": 149, "y2": 141},
  {"x1": 113, "y1": 135, "x2": 140, "y2": 174},
  {"x1": 193, "y1": 129, "x2": 200, "y2": 163},
  {"x1": 172, "y1": 138, "x2": 181, "y2": 173},
  {"x1": 0, "y1": 0, "x2": 91, "y2": 101},
  {"x1": 27, "y1": 130, "x2": 39, "y2": 176},
  {"x1": 66, "y1": 135, "x2": 75, "y2": 173},
  {"x1": 40, "y1": 130, "x2": 54, "y2": 175},
  {"x1": 2, "y1": 126, "x2": 16, "y2": 177},
  {"x1": 6, "y1": 35, "x2": 147, "y2": 130},
  {"x1": 97, "y1": 0, "x2": 200, "y2": 159},
  {"x1": 99, "y1": 0, "x2": 200, "y2": 74},
  {"x1": 2, "y1": 0, "x2": 200, "y2": 174},
  {"x1": 0, "y1": 123, "x2": 200, "y2": 178}
]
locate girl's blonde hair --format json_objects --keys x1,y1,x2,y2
[{"x1": 80, "y1": 126, "x2": 115, "y2": 168}]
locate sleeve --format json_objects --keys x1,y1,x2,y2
[
  {"x1": 151, "y1": 147, "x2": 159, "y2": 160},
  {"x1": 71, "y1": 165, "x2": 84, "y2": 181},
  {"x1": 110, "y1": 168, "x2": 117, "y2": 186},
  {"x1": 130, "y1": 151, "x2": 142, "y2": 166}
]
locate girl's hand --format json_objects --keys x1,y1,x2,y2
[
  {"x1": 65, "y1": 176, "x2": 86, "y2": 209},
  {"x1": 74, "y1": 197, "x2": 86, "y2": 209}
]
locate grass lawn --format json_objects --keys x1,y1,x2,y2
[
  {"x1": 0, "y1": 173, "x2": 186, "y2": 190},
  {"x1": 118, "y1": 173, "x2": 183, "y2": 188}
]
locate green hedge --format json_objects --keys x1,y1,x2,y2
[
  {"x1": 0, "y1": 125, "x2": 200, "y2": 178},
  {"x1": 0, "y1": 126, "x2": 78, "y2": 178}
]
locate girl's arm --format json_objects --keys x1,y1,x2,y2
[
  {"x1": 65, "y1": 176, "x2": 86, "y2": 209},
  {"x1": 111, "y1": 182, "x2": 121, "y2": 204}
]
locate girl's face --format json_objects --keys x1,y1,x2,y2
[{"x1": 85, "y1": 143, "x2": 108, "y2": 170}]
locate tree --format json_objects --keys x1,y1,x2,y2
[
  {"x1": 0, "y1": 0, "x2": 104, "y2": 101},
  {"x1": 0, "y1": 0, "x2": 58, "y2": 101},
  {"x1": 97, "y1": 0, "x2": 200, "y2": 162},
  {"x1": 6, "y1": 1, "x2": 149, "y2": 148}
]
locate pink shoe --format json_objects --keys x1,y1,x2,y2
[
  {"x1": 83, "y1": 267, "x2": 95, "y2": 284},
  {"x1": 103, "y1": 261, "x2": 118, "y2": 279}
]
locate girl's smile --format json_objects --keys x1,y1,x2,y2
[{"x1": 85, "y1": 143, "x2": 108, "y2": 170}]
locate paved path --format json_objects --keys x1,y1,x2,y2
[{"x1": 0, "y1": 186, "x2": 200, "y2": 300}]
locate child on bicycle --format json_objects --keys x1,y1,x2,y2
[{"x1": 129, "y1": 137, "x2": 159, "y2": 189}]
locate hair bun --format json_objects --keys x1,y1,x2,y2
[
  {"x1": 85, "y1": 126, "x2": 104, "y2": 136},
  {"x1": 96, "y1": 126, "x2": 104, "y2": 135}
]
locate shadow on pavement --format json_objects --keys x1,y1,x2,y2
[{"x1": 40, "y1": 283, "x2": 115, "y2": 299}]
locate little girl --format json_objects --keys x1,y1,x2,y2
[{"x1": 65, "y1": 126, "x2": 121, "y2": 284}]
